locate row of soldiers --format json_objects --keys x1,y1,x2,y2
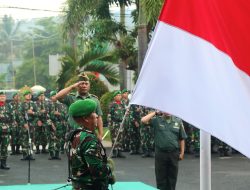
[
  {"x1": 108, "y1": 90, "x2": 234, "y2": 159},
  {"x1": 108, "y1": 89, "x2": 155, "y2": 158},
  {"x1": 0, "y1": 90, "x2": 69, "y2": 169}
]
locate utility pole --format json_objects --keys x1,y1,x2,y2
[
  {"x1": 32, "y1": 34, "x2": 37, "y2": 85},
  {"x1": 10, "y1": 39, "x2": 15, "y2": 89}
]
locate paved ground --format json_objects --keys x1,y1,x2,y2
[{"x1": 1, "y1": 143, "x2": 250, "y2": 190}]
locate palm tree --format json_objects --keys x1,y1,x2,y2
[{"x1": 57, "y1": 45, "x2": 119, "y2": 89}]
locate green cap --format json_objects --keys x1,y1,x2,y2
[
  {"x1": 69, "y1": 99, "x2": 97, "y2": 117},
  {"x1": 50, "y1": 91, "x2": 57, "y2": 97},
  {"x1": 78, "y1": 72, "x2": 89, "y2": 82},
  {"x1": 12, "y1": 92, "x2": 18, "y2": 98},
  {"x1": 23, "y1": 90, "x2": 31, "y2": 96},
  {"x1": 0, "y1": 91, "x2": 5, "y2": 95},
  {"x1": 121, "y1": 89, "x2": 128, "y2": 94},
  {"x1": 113, "y1": 90, "x2": 121, "y2": 98}
]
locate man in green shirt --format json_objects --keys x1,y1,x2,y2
[
  {"x1": 141, "y1": 111, "x2": 187, "y2": 190},
  {"x1": 55, "y1": 73, "x2": 103, "y2": 141}
]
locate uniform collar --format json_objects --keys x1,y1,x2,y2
[{"x1": 76, "y1": 92, "x2": 90, "y2": 99}]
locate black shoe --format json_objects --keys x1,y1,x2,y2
[
  {"x1": 48, "y1": 157, "x2": 54, "y2": 160},
  {"x1": 10, "y1": 152, "x2": 16, "y2": 155},
  {"x1": 54, "y1": 157, "x2": 61, "y2": 160},
  {"x1": 117, "y1": 150, "x2": 126, "y2": 158},
  {"x1": 41, "y1": 149, "x2": 49, "y2": 154},
  {"x1": 35, "y1": 150, "x2": 40, "y2": 154},
  {"x1": 0, "y1": 160, "x2": 10, "y2": 170}
]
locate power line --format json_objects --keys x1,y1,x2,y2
[{"x1": 0, "y1": 6, "x2": 64, "y2": 13}]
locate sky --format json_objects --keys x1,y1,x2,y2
[
  {"x1": 0, "y1": 0, "x2": 135, "y2": 20},
  {"x1": 0, "y1": 0, "x2": 67, "y2": 20}
]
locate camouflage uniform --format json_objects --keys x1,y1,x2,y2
[
  {"x1": 108, "y1": 100, "x2": 125, "y2": 158},
  {"x1": 35, "y1": 99, "x2": 49, "y2": 154},
  {"x1": 47, "y1": 100, "x2": 66, "y2": 159},
  {"x1": 8, "y1": 98, "x2": 22, "y2": 155},
  {"x1": 140, "y1": 107, "x2": 155, "y2": 157},
  {"x1": 68, "y1": 129, "x2": 111, "y2": 190},
  {"x1": 0, "y1": 100, "x2": 12, "y2": 169},
  {"x1": 121, "y1": 98, "x2": 130, "y2": 152},
  {"x1": 19, "y1": 100, "x2": 37, "y2": 160},
  {"x1": 128, "y1": 105, "x2": 141, "y2": 154}
]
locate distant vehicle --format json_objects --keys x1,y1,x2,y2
[{"x1": 0, "y1": 89, "x2": 19, "y2": 102}]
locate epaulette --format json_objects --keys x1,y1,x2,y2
[{"x1": 89, "y1": 94, "x2": 99, "y2": 99}]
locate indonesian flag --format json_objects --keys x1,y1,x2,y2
[{"x1": 131, "y1": 0, "x2": 250, "y2": 157}]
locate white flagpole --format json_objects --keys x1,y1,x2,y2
[{"x1": 200, "y1": 130, "x2": 211, "y2": 190}]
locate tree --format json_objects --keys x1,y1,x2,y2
[
  {"x1": 0, "y1": 15, "x2": 23, "y2": 88},
  {"x1": 57, "y1": 44, "x2": 119, "y2": 89},
  {"x1": 15, "y1": 17, "x2": 62, "y2": 89}
]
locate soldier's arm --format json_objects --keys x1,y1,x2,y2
[
  {"x1": 55, "y1": 81, "x2": 83, "y2": 101},
  {"x1": 141, "y1": 111, "x2": 156, "y2": 124}
]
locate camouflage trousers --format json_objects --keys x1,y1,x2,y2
[
  {"x1": 34, "y1": 125, "x2": 47, "y2": 146},
  {"x1": 140, "y1": 125, "x2": 154, "y2": 152},
  {"x1": 122, "y1": 118, "x2": 130, "y2": 150},
  {"x1": 10, "y1": 125, "x2": 21, "y2": 145},
  {"x1": 129, "y1": 124, "x2": 141, "y2": 152},
  {"x1": 19, "y1": 127, "x2": 34, "y2": 157},
  {"x1": 0, "y1": 135, "x2": 10, "y2": 160},
  {"x1": 109, "y1": 121, "x2": 123, "y2": 150}
]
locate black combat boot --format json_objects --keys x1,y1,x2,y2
[
  {"x1": 41, "y1": 145, "x2": 49, "y2": 153},
  {"x1": 27, "y1": 155, "x2": 35, "y2": 160},
  {"x1": 141, "y1": 151, "x2": 149, "y2": 158},
  {"x1": 111, "y1": 149, "x2": 117, "y2": 158},
  {"x1": 16, "y1": 145, "x2": 21, "y2": 155},
  {"x1": 35, "y1": 146, "x2": 40, "y2": 154},
  {"x1": 54, "y1": 151, "x2": 61, "y2": 160},
  {"x1": 117, "y1": 150, "x2": 126, "y2": 158},
  {"x1": 10, "y1": 145, "x2": 16, "y2": 155},
  {"x1": 0, "y1": 159, "x2": 10, "y2": 170},
  {"x1": 48, "y1": 152, "x2": 54, "y2": 160}
]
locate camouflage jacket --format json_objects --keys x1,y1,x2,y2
[
  {"x1": 19, "y1": 100, "x2": 38, "y2": 126},
  {"x1": 109, "y1": 101, "x2": 125, "y2": 123},
  {"x1": 69, "y1": 129, "x2": 109, "y2": 188},
  {"x1": 8, "y1": 101, "x2": 22, "y2": 123},
  {"x1": 0, "y1": 102, "x2": 12, "y2": 135},
  {"x1": 36, "y1": 100, "x2": 50, "y2": 122}
]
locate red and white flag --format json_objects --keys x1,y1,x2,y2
[{"x1": 131, "y1": 0, "x2": 250, "y2": 157}]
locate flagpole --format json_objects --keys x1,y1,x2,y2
[{"x1": 200, "y1": 130, "x2": 211, "y2": 190}]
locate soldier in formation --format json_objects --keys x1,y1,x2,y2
[
  {"x1": 108, "y1": 91, "x2": 126, "y2": 158},
  {"x1": 34, "y1": 91, "x2": 49, "y2": 154},
  {"x1": 0, "y1": 91, "x2": 12, "y2": 169},
  {"x1": 19, "y1": 90, "x2": 37, "y2": 161},
  {"x1": 9, "y1": 92, "x2": 22, "y2": 155}
]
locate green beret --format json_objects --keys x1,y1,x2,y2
[
  {"x1": 23, "y1": 90, "x2": 31, "y2": 96},
  {"x1": 37, "y1": 91, "x2": 44, "y2": 97},
  {"x1": 0, "y1": 91, "x2": 5, "y2": 95},
  {"x1": 113, "y1": 90, "x2": 121, "y2": 98},
  {"x1": 69, "y1": 99, "x2": 97, "y2": 117},
  {"x1": 121, "y1": 89, "x2": 128, "y2": 94},
  {"x1": 78, "y1": 72, "x2": 89, "y2": 82},
  {"x1": 50, "y1": 91, "x2": 57, "y2": 97},
  {"x1": 12, "y1": 92, "x2": 18, "y2": 98}
]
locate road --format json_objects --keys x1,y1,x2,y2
[{"x1": 1, "y1": 146, "x2": 250, "y2": 190}]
